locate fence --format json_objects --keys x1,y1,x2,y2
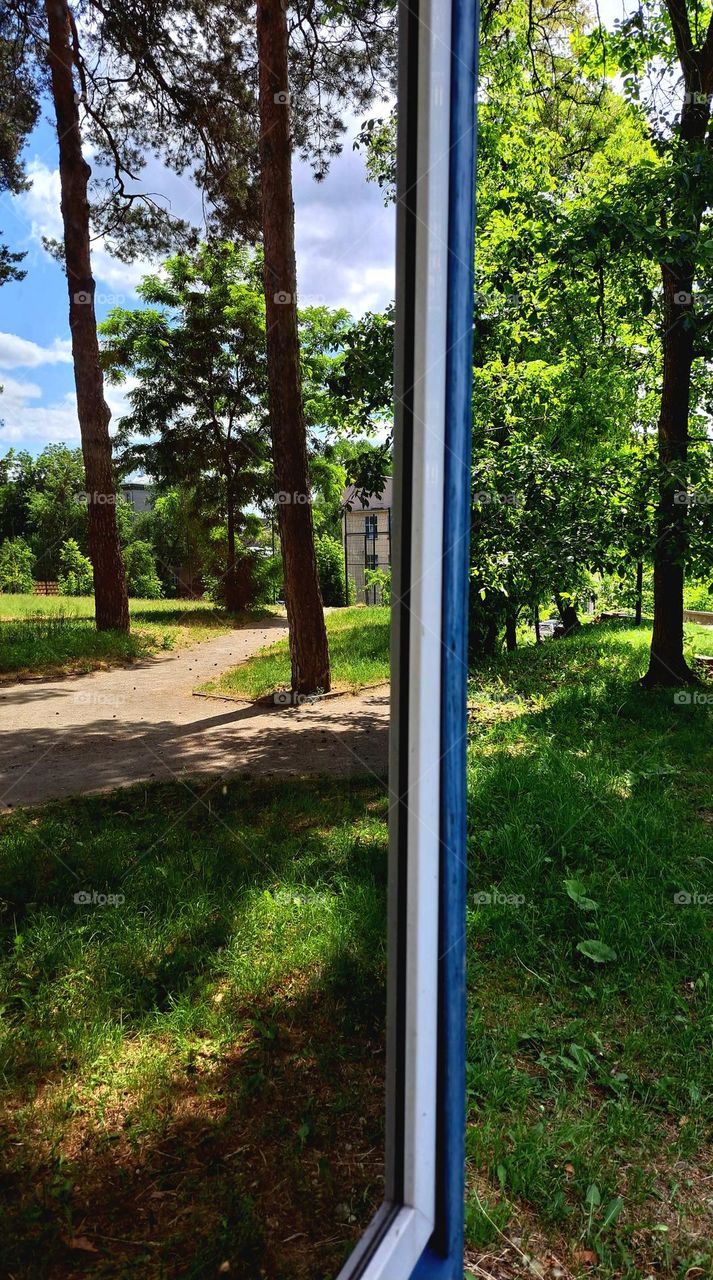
[{"x1": 343, "y1": 509, "x2": 392, "y2": 604}]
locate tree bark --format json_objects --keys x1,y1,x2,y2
[
  {"x1": 641, "y1": 260, "x2": 697, "y2": 685},
  {"x1": 634, "y1": 560, "x2": 643, "y2": 627},
  {"x1": 45, "y1": 0, "x2": 129, "y2": 632},
  {"x1": 256, "y1": 0, "x2": 330, "y2": 694},
  {"x1": 642, "y1": 1, "x2": 712, "y2": 686},
  {"x1": 554, "y1": 590, "x2": 580, "y2": 635},
  {"x1": 534, "y1": 601, "x2": 541, "y2": 644},
  {"x1": 505, "y1": 608, "x2": 517, "y2": 651}
]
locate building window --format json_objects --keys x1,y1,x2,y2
[
  {"x1": 366, "y1": 553, "x2": 378, "y2": 571},
  {"x1": 365, "y1": 513, "x2": 378, "y2": 537}
]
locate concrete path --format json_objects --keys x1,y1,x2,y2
[{"x1": 0, "y1": 616, "x2": 389, "y2": 810}]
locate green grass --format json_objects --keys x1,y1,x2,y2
[
  {"x1": 465, "y1": 621, "x2": 713, "y2": 1275},
  {"x1": 0, "y1": 595, "x2": 270, "y2": 678},
  {"x1": 199, "y1": 604, "x2": 391, "y2": 698},
  {"x1": 2, "y1": 620, "x2": 712, "y2": 1277},
  {"x1": 0, "y1": 777, "x2": 388, "y2": 1279}
]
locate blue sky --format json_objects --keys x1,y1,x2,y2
[{"x1": 0, "y1": 108, "x2": 395, "y2": 455}]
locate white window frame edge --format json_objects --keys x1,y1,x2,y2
[{"x1": 336, "y1": 0, "x2": 453, "y2": 1270}]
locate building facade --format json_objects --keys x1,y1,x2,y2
[{"x1": 341, "y1": 480, "x2": 392, "y2": 604}]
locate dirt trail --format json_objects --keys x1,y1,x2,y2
[{"x1": 0, "y1": 616, "x2": 389, "y2": 810}]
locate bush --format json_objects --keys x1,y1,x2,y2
[
  {"x1": 684, "y1": 580, "x2": 713, "y2": 612},
  {"x1": 123, "y1": 540, "x2": 163, "y2": 598},
  {"x1": 0, "y1": 536, "x2": 35, "y2": 593},
  {"x1": 315, "y1": 533, "x2": 347, "y2": 606},
  {"x1": 252, "y1": 552, "x2": 283, "y2": 604},
  {"x1": 57, "y1": 539, "x2": 93, "y2": 596},
  {"x1": 364, "y1": 566, "x2": 391, "y2": 605}
]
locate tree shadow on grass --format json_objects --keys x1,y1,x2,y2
[
  {"x1": 0, "y1": 776, "x2": 387, "y2": 1279},
  {"x1": 0, "y1": 968, "x2": 385, "y2": 1280}
]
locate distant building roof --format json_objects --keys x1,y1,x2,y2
[{"x1": 341, "y1": 478, "x2": 393, "y2": 512}]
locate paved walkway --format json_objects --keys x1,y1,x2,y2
[{"x1": 0, "y1": 617, "x2": 389, "y2": 810}]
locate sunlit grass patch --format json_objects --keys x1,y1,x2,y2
[
  {"x1": 199, "y1": 605, "x2": 391, "y2": 698},
  {"x1": 0, "y1": 596, "x2": 274, "y2": 677}
]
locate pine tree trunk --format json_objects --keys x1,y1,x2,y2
[
  {"x1": 256, "y1": 0, "x2": 330, "y2": 694},
  {"x1": 641, "y1": 262, "x2": 696, "y2": 686},
  {"x1": 634, "y1": 560, "x2": 643, "y2": 627},
  {"x1": 44, "y1": 0, "x2": 129, "y2": 633}
]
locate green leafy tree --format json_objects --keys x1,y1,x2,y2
[
  {"x1": 568, "y1": 0, "x2": 713, "y2": 684},
  {"x1": 101, "y1": 242, "x2": 270, "y2": 611},
  {"x1": 57, "y1": 538, "x2": 93, "y2": 596},
  {"x1": 25, "y1": 444, "x2": 88, "y2": 579},
  {"x1": 0, "y1": 535, "x2": 34, "y2": 592},
  {"x1": 314, "y1": 533, "x2": 347, "y2": 607},
  {"x1": 123, "y1": 540, "x2": 163, "y2": 598}
]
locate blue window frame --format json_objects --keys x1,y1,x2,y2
[{"x1": 337, "y1": 0, "x2": 479, "y2": 1276}]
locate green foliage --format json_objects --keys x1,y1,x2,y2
[
  {"x1": 364, "y1": 565, "x2": 391, "y2": 605},
  {"x1": 314, "y1": 532, "x2": 347, "y2": 606},
  {"x1": 57, "y1": 539, "x2": 94, "y2": 596},
  {"x1": 101, "y1": 242, "x2": 273, "y2": 603},
  {"x1": 122, "y1": 539, "x2": 163, "y2": 598},
  {"x1": 0, "y1": 535, "x2": 34, "y2": 592}
]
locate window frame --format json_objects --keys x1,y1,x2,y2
[
  {"x1": 336, "y1": 0, "x2": 478, "y2": 1274},
  {"x1": 365, "y1": 513, "x2": 379, "y2": 537}
]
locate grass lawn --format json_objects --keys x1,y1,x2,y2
[
  {"x1": 0, "y1": 595, "x2": 269, "y2": 679},
  {"x1": 1, "y1": 621, "x2": 712, "y2": 1278},
  {"x1": 0, "y1": 777, "x2": 388, "y2": 1279},
  {"x1": 198, "y1": 604, "x2": 391, "y2": 698}
]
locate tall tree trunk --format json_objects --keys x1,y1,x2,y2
[
  {"x1": 45, "y1": 0, "x2": 129, "y2": 633},
  {"x1": 641, "y1": 261, "x2": 697, "y2": 686},
  {"x1": 224, "y1": 477, "x2": 239, "y2": 612},
  {"x1": 505, "y1": 607, "x2": 517, "y2": 652},
  {"x1": 534, "y1": 601, "x2": 541, "y2": 644},
  {"x1": 256, "y1": 0, "x2": 330, "y2": 694},
  {"x1": 554, "y1": 590, "x2": 580, "y2": 636},
  {"x1": 641, "y1": 8, "x2": 712, "y2": 685},
  {"x1": 634, "y1": 560, "x2": 643, "y2": 627}
]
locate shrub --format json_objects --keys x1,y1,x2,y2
[
  {"x1": 315, "y1": 533, "x2": 347, "y2": 606},
  {"x1": 364, "y1": 565, "x2": 391, "y2": 605},
  {"x1": 0, "y1": 536, "x2": 35, "y2": 593},
  {"x1": 123, "y1": 540, "x2": 163, "y2": 598},
  {"x1": 57, "y1": 539, "x2": 94, "y2": 596}
]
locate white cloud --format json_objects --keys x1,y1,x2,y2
[
  {"x1": 12, "y1": 158, "x2": 151, "y2": 298},
  {"x1": 0, "y1": 332, "x2": 73, "y2": 370},
  {"x1": 294, "y1": 140, "x2": 395, "y2": 318},
  {"x1": 0, "y1": 375, "x2": 137, "y2": 448}
]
